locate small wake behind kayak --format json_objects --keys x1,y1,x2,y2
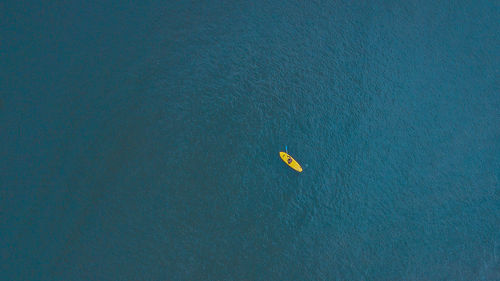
[{"x1": 280, "y1": 152, "x2": 303, "y2": 172}]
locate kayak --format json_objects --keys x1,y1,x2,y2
[{"x1": 279, "y1": 152, "x2": 303, "y2": 172}]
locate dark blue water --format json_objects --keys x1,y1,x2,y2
[{"x1": 2, "y1": 0, "x2": 499, "y2": 280}]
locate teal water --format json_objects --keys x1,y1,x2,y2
[{"x1": 1, "y1": 0, "x2": 499, "y2": 280}]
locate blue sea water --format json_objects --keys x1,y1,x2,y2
[{"x1": 1, "y1": 0, "x2": 499, "y2": 280}]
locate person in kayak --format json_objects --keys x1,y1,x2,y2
[{"x1": 287, "y1": 156, "x2": 292, "y2": 164}]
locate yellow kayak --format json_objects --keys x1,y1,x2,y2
[{"x1": 280, "y1": 152, "x2": 303, "y2": 172}]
